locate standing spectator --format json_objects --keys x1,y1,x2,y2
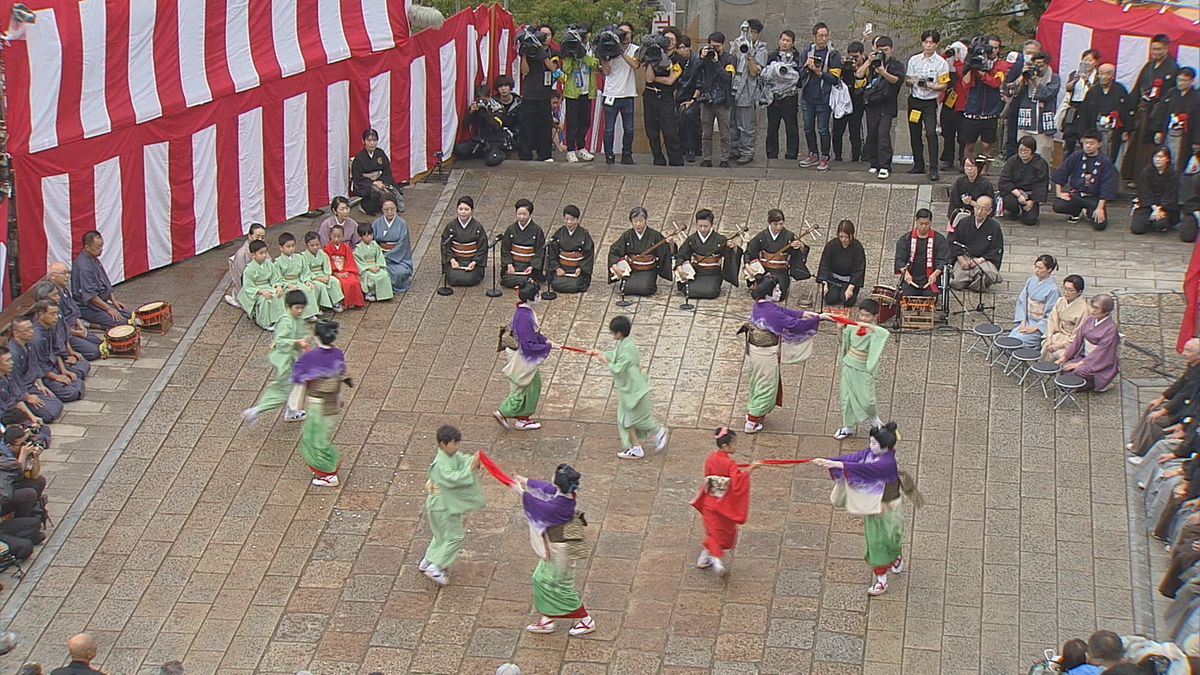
[
  {"x1": 692, "y1": 33, "x2": 737, "y2": 168},
  {"x1": 833, "y1": 41, "x2": 866, "y2": 163},
  {"x1": 797, "y1": 22, "x2": 843, "y2": 171},
  {"x1": 1125, "y1": 34, "x2": 1179, "y2": 184},
  {"x1": 560, "y1": 25, "x2": 599, "y2": 163},
  {"x1": 857, "y1": 36, "x2": 905, "y2": 179},
  {"x1": 905, "y1": 29, "x2": 950, "y2": 181},
  {"x1": 959, "y1": 36, "x2": 1006, "y2": 167},
  {"x1": 1153, "y1": 66, "x2": 1199, "y2": 172},
  {"x1": 1059, "y1": 49, "x2": 1100, "y2": 155},
  {"x1": 939, "y1": 40, "x2": 969, "y2": 172},
  {"x1": 676, "y1": 35, "x2": 703, "y2": 162},
  {"x1": 1052, "y1": 130, "x2": 1118, "y2": 230},
  {"x1": 1131, "y1": 146, "x2": 1181, "y2": 235},
  {"x1": 1003, "y1": 39, "x2": 1042, "y2": 159},
  {"x1": 1011, "y1": 51, "x2": 1061, "y2": 162},
  {"x1": 730, "y1": 19, "x2": 767, "y2": 164},
  {"x1": 1082, "y1": 63, "x2": 1132, "y2": 163},
  {"x1": 518, "y1": 30, "x2": 558, "y2": 162},
  {"x1": 601, "y1": 24, "x2": 640, "y2": 165},
  {"x1": 765, "y1": 30, "x2": 801, "y2": 160},
  {"x1": 643, "y1": 27, "x2": 685, "y2": 166},
  {"x1": 998, "y1": 136, "x2": 1051, "y2": 226}
]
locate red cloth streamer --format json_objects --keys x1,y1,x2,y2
[
  {"x1": 558, "y1": 345, "x2": 592, "y2": 354},
  {"x1": 736, "y1": 458, "x2": 813, "y2": 467},
  {"x1": 477, "y1": 451, "x2": 516, "y2": 487},
  {"x1": 825, "y1": 313, "x2": 868, "y2": 336}
]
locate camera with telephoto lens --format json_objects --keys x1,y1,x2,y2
[
  {"x1": 737, "y1": 21, "x2": 751, "y2": 53},
  {"x1": 636, "y1": 34, "x2": 670, "y2": 66},
  {"x1": 964, "y1": 36, "x2": 994, "y2": 72},
  {"x1": 515, "y1": 26, "x2": 547, "y2": 60},
  {"x1": 870, "y1": 50, "x2": 885, "y2": 67},
  {"x1": 561, "y1": 26, "x2": 587, "y2": 59},
  {"x1": 593, "y1": 25, "x2": 625, "y2": 61}
]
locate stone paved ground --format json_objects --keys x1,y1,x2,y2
[{"x1": 0, "y1": 167, "x2": 1191, "y2": 675}]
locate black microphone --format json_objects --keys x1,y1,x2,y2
[
  {"x1": 486, "y1": 230, "x2": 504, "y2": 297},
  {"x1": 438, "y1": 228, "x2": 455, "y2": 296},
  {"x1": 541, "y1": 232, "x2": 558, "y2": 300}
]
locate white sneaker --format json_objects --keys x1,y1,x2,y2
[
  {"x1": 696, "y1": 551, "x2": 714, "y2": 569},
  {"x1": 424, "y1": 563, "x2": 448, "y2": 586},
  {"x1": 284, "y1": 408, "x2": 307, "y2": 422},
  {"x1": 242, "y1": 407, "x2": 259, "y2": 429},
  {"x1": 492, "y1": 410, "x2": 510, "y2": 430},
  {"x1": 618, "y1": 446, "x2": 645, "y2": 460},
  {"x1": 833, "y1": 427, "x2": 854, "y2": 440},
  {"x1": 868, "y1": 167, "x2": 878, "y2": 174},
  {"x1": 223, "y1": 294, "x2": 240, "y2": 308},
  {"x1": 311, "y1": 474, "x2": 339, "y2": 487},
  {"x1": 890, "y1": 555, "x2": 905, "y2": 573},
  {"x1": 567, "y1": 151, "x2": 579, "y2": 163},
  {"x1": 654, "y1": 428, "x2": 668, "y2": 452},
  {"x1": 1126, "y1": 456, "x2": 1143, "y2": 465},
  {"x1": 332, "y1": 302, "x2": 344, "y2": 313},
  {"x1": 745, "y1": 420, "x2": 763, "y2": 434},
  {"x1": 265, "y1": 325, "x2": 275, "y2": 332},
  {"x1": 514, "y1": 419, "x2": 542, "y2": 430},
  {"x1": 578, "y1": 149, "x2": 595, "y2": 161},
  {"x1": 543, "y1": 157, "x2": 555, "y2": 163},
  {"x1": 364, "y1": 293, "x2": 376, "y2": 302},
  {"x1": 526, "y1": 617, "x2": 556, "y2": 633},
  {"x1": 868, "y1": 576, "x2": 888, "y2": 596},
  {"x1": 877, "y1": 169, "x2": 890, "y2": 180},
  {"x1": 711, "y1": 557, "x2": 728, "y2": 578},
  {"x1": 569, "y1": 616, "x2": 596, "y2": 636},
  {"x1": 418, "y1": 557, "x2": 430, "y2": 571}
]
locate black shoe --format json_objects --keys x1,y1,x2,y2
[
  {"x1": 767, "y1": 154, "x2": 778, "y2": 159},
  {"x1": 668, "y1": 161, "x2": 685, "y2": 167},
  {"x1": 907, "y1": 165, "x2": 925, "y2": 174},
  {"x1": 653, "y1": 157, "x2": 667, "y2": 166},
  {"x1": 620, "y1": 154, "x2": 635, "y2": 165},
  {"x1": 719, "y1": 160, "x2": 731, "y2": 168},
  {"x1": 606, "y1": 154, "x2": 615, "y2": 165},
  {"x1": 939, "y1": 160, "x2": 954, "y2": 172},
  {"x1": 834, "y1": 156, "x2": 843, "y2": 162},
  {"x1": 785, "y1": 154, "x2": 798, "y2": 160},
  {"x1": 700, "y1": 160, "x2": 713, "y2": 167},
  {"x1": 929, "y1": 167, "x2": 939, "y2": 182},
  {"x1": 685, "y1": 154, "x2": 696, "y2": 163}
]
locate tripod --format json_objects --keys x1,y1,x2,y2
[{"x1": 485, "y1": 235, "x2": 503, "y2": 297}]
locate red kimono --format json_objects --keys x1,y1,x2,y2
[
  {"x1": 325, "y1": 241, "x2": 365, "y2": 308},
  {"x1": 690, "y1": 450, "x2": 752, "y2": 558},
  {"x1": 1180, "y1": 236, "x2": 1200, "y2": 353}
]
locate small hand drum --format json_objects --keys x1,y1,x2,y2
[
  {"x1": 134, "y1": 301, "x2": 173, "y2": 334},
  {"x1": 869, "y1": 284, "x2": 900, "y2": 306},
  {"x1": 104, "y1": 324, "x2": 140, "y2": 359}
]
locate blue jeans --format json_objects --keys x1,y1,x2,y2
[
  {"x1": 603, "y1": 97, "x2": 636, "y2": 156},
  {"x1": 801, "y1": 99, "x2": 832, "y2": 158}
]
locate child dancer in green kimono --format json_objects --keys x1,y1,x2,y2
[
  {"x1": 275, "y1": 232, "x2": 320, "y2": 320},
  {"x1": 589, "y1": 315, "x2": 667, "y2": 460},
  {"x1": 354, "y1": 223, "x2": 395, "y2": 302},
  {"x1": 833, "y1": 299, "x2": 890, "y2": 440},
  {"x1": 242, "y1": 290, "x2": 310, "y2": 428},
  {"x1": 420, "y1": 425, "x2": 486, "y2": 586},
  {"x1": 237, "y1": 240, "x2": 285, "y2": 330},
  {"x1": 301, "y1": 231, "x2": 345, "y2": 313}
]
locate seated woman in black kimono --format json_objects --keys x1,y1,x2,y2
[
  {"x1": 351, "y1": 128, "x2": 404, "y2": 216},
  {"x1": 816, "y1": 219, "x2": 867, "y2": 307},
  {"x1": 546, "y1": 205, "x2": 595, "y2": 294},
  {"x1": 947, "y1": 155, "x2": 994, "y2": 232}
]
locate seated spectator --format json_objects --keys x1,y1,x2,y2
[
  {"x1": 223, "y1": 222, "x2": 267, "y2": 307},
  {"x1": 236, "y1": 241, "x2": 285, "y2": 331},
  {"x1": 71, "y1": 231, "x2": 132, "y2": 329},
  {"x1": 350, "y1": 128, "x2": 403, "y2": 216},
  {"x1": 46, "y1": 262, "x2": 101, "y2": 361},
  {"x1": 319, "y1": 196, "x2": 359, "y2": 247},
  {"x1": 1127, "y1": 338, "x2": 1200, "y2": 460},
  {"x1": 441, "y1": 196, "x2": 488, "y2": 287},
  {"x1": 545, "y1": 205, "x2": 595, "y2": 294},
  {"x1": 1058, "y1": 638, "x2": 1105, "y2": 675},
  {"x1": 8, "y1": 318, "x2": 71, "y2": 410},
  {"x1": 31, "y1": 281, "x2": 89, "y2": 373},
  {"x1": 1, "y1": 425, "x2": 46, "y2": 506},
  {"x1": 1087, "y1": 631, "x2": 1126, "y2": 671},
  {"x1": 1041, "y1": 275, "x2": 1088, "y2": 363},
  {"x1": 948, "y1": 195, "x2": 1003, "y2": 292},
  {"x1": 48, "y1": 634, "x2": 106, "y2": 675},
  {"x1": 324, "y1": 225, "x2": 366, "y2": 309},
  {"x1": 998, "y1": 136, "x2": 1050, "y2": 226},
  {"x1": 817, "y1": 220, "x2": 867, "y2": 307},
  {"x1": 893, "y1": 208, "x2": 949, "y2": 297},
  {"x1": 455, "y1": 84, "x2": 515, "y2": 167},
  {"x1": 1008, "y1": 254, "x2": 1060, "y2": 349},
  {"x1": 32, "y1": 300, "x2": 88, "y2": 395},
  {"x1": 353, "y1": 223, "x2": 395, "y2": 302},
  {"x1": 946, "y1": 155, "x2": 994, "y2": 232},
  {"x1": 0, "y1": 347, "x2": 59, "y2": 425},
  {"x1": 1182, "y1": 148, "x2": 1200, "y2": 243},
  {"x1": 371, "y1": 196, "x2": 414, "y2": 294},
  {"x1": 1058, "y1": 294, "x2": 1120, "y2": 392},
  {"x1": 1131, "y1": 146, "x2": 1181, "y2": 235},
  {"x1": 1052, "y1": 130, "x2": 1118, "y2": 231},
  {"x1": 1160, "y1": 510, "x2": 1200, "y2": 599}
]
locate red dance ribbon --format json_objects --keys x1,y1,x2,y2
[
  {"x1": 825, "y1": 313, "x2": 868, "y2": 336},
  {"x1": 736, "y1": 458, "x2": 813, "y2": 467},
  {"x1": 477, "y1": 451, "x2": 516, "y2": 487},
  {"x1": 558, "y1": 345, "x2": 592, "y2": 354}
]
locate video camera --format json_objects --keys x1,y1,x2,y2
[
  {"x1": 636, "y1": 34, "x2": 671, "y2": 69},
  {"x1": 515, "y1": 26, "x2": 547, "y2": 60},
  {"x1": 736, "y1": 21, "x2": 751, "y2": 54},
  {"x1": 561, "y1": 25, "x2": 587, "y2": 59},
  {"x1": 964, "y1": 36, "x2": 995, "y2": 72},
  {"x1": 593, "y1": 25, "x2": 626, "y2": 61}
]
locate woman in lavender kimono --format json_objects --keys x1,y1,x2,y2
[
  {"x1": 810, "y1": 423, "x2": 920, "y2": 597},
  {"x1": 1008, "y1": 254, "x2": 1061, "y2": 349},
  {"x1": 740, "y1": 274, "x2": 821, "y2": 434},
  {"x1": 291, "y1": 320, "x2": 353, "y2": 487},
  {"x1": 515, "y1": 464, "x2": 595, "y2": 637},
  {"x1": 1057, "y1": 293, "x2": 1121, "y2": 391},
  {"x1": 493, "y1": 281, "x2": 555, "y2": 431},
  {"x1": 371, "y1": 196, "x2": 414, "y2": 293}
]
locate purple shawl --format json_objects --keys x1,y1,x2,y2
[
  {"x1": 522, "y1": 478, "x2": 575, "y2": 531},
  {"x1": 827, "y1": 447, "x2": 898, "y2": 495},
  {"x1": 291, "y1": 346, "x2": 346, "y2": 383},
  {"x1": 752, "y1": 300, "x2": 819, "y2": 343},
  {"x1": 513, "y1": 305, "x2": 552, "y2": 362},
  {"x1": 1062, "y1": 316, "x2": 1120, "y2": 389}
]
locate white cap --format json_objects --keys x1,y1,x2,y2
[{"x1": 496, "y1": 665, "x2": 522, "y2": 675}]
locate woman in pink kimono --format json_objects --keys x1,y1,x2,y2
[{"x1": 1057, "y1": 293, "x2": 1120, "y2": 391}]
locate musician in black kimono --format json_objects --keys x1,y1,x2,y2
[
  {"x1": 499, "y1": 199, "x2": 546, "y2": 289},
  {"x1": 441, "y1": 196, "x2": 488, "y2": 287},
  {"x1": 608, "y1": 206, "x2": 675, "y2": 297},
  {"x1": 742, "y1": 209, "x2": 811, "y2": 301},
  {"x1": 674, "y1": 209, "x2": 739, "y2": 300},
  {"x1": 546, "y1": 205, "x2": 595, "y2": 294},
  {"x1": 351, "y1": 128, "x2": 403, "y2": 216}
]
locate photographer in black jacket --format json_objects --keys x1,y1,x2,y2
[
  {"x1": 675, "y1": 35, "x2": 702, "y2": 162},
  {"x1": 857, "y1": 36, "x2": 904, "y2": 179},
  {"x1": 690, "y1": 32, "x2": 738, "y2": 167},
  {"x1": 455, "y1": 84, "x2": 514, "y2": 166},
  {"x1": 832, "y1": 41, "x2": 866, "y2": 163},
  {"x1": 517, "y1": 27, "x2": 559, "y2": 162},
  {"x1": 641, "y1": 27, "x2": 685, "y2": 166}
]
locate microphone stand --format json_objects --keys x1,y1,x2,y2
[
  {"x1": 437, "y1": 231, "x2": 454, "y2": 296},
  {"x1": 615, "y1": 277, "x2": 631, "y2": 307},
  {"x1": 540, "y1": 234, "x2": 557, "y2": 300},
  {"x1": 486, "y1": 234, "x2": 503, "y2": 297},
  {"x1": 679, "y1": 280, "x2": 695, "y2": 311}
]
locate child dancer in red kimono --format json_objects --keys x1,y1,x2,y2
[
  {"x1": 324, "y1": 224, "x2": 365, "y2": 309},
  {"x1": 691, "y1": 427, "x2": 762, "y2": 577}
]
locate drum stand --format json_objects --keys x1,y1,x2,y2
[
  {"x1": 679, "y1": 282, "x2": 695, "y2": 311},
  {"x1": 485, "y1": 237, "x2": 503, "y2": 298},
  {"x1": 615, "y1": 278, "x2": 632, "y2": 308}
]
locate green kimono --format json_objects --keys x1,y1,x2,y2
[
  {"x1": 255, "y1": 313, "x2": 308, "y2": 412},
  {"x1": 604, "y1": 338, "x2": 661, "y2": 448},
  {"x1": 423, "y1": 449, "x2": 486, "y2": 568},
  {"x1": 274, "y1": 253, "x2": 320, "y2": 319},
  {"x1": 838, "y1": 324, "x2": 890, "y2": 427},
  {"x1": 237, "y1": 259, "x2": 285, "y2": 330},
  {"x1": 354, "y1": 241, "x2": 395, "y2": 301},
  {"x1": 301, "y1": 249, "x2": 344, "y2": 307}
]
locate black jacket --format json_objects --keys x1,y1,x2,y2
[
  {"x1": 1138, "y1": 166, "x2": 1180, "y2": 209},
  {"x1": 50, "y1": 663, "x2": 107, "y2": 675},
  {"x1": 696, "y1": 49, "x2": 737, "y2": 107},
  {"x1": 998, "y1": 154, "x2": 1050, "y2": 203},
  {"x1": 862, "y1": 57, "x2": 905, "y2": 115},
  {"x1": 676, "y1": 52, "x2": 702, "y2": 102}
]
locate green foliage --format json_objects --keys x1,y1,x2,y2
[
  {"x1": 856, "y1": 0, "x2": 1046, "y2": 47},
  {"x1": 416, "y1": 0, "x2": 657, "y2": 37}
]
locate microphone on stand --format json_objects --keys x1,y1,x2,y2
[
  {"x1": 615, "y1": 277, "x2": 631, "y2": 308},
  {"x1": 437, "y1": 229, "x2": 455, "y2": 296},
  {"x1": 486, "y1": 233, "x2": 504, "y2": 298},
  {"x1": 541, "y1": 233, "x2": 558, "y2": 300},
  {"x1": 680, "y1": 280, "x2": 695, "y2": 311}
]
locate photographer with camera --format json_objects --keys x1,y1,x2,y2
[
  {"x1": 730, "y1": 19, "x2": 767, "y2": 165},
  {"x1": 904, "y1": 30, "x2": 950, "y2": 181},
  {"x1": 797, "y1": 22, "x2": 842, "y2": 171},
  {"x1": 516, "y1": 27, "x2": 559, "y2": 162},
  {"x1": 1010, "y1": 50, "x2": 1061, "y2": 162},
  {"x1": 675, "y1": 35, "x2": 703, "y2": 162},
  {"x1": 763, "y1": 30, "x2": 801, "y2": 160},
  {"x1": 599, "y1": 23, "x2": 641, "y2": 165},
  {"x1": 559, "y1": 24, "x2": 600, "y2": 163},
  {"x1": 455, "y1": 84, "x2": 514, "y2": 167},
  {"x1": 1059, "y1": 49, "x2": 1100, "y2": 155},
  {"x1": 856, "y1": 36, "x2": 904, "y2": 179},
  {"x1": 641, "y1": 28, "x2": 685, "y2": 166},
  {"x1": 690, "y1": 32, "x2": 738, "y2": 167},
  {"x1": 1003, "y1": 39, "x2": 1041, "y2": 159},
  {"x1": 958, "y1": 35, "x2": 1006, "y2": 168},
  {"x1": 832, "y1": 41, "x2": 866, "y2": 163}
]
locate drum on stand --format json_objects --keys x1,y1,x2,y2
[
  {"x1": 869, "y1": 284, "x2": 901, "y2": 325},
  {"x1": 134, "y1": 301, "x2": 173, "y2": 334},
  {"x1": 104, "y1": 324, "x2": 140, "y2": 359}
]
